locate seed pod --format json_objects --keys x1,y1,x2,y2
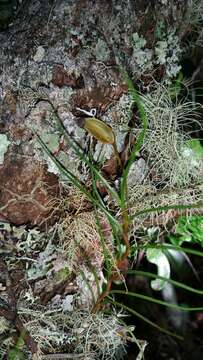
[{"x1": 84, "y1": 117, "x2": 115, "y2": 144}]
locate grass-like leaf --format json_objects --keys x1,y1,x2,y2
[
  {"x1": 119, "y1": 72, "x2": 148, "y2": 208},
  {"x1": 133, "y1": 243, "x2": 203, "y2": 258},
  {"x1": 110, "y1": 290, "x2": 203, "y2": 311},
  {"x1": 37, "y1": 134, "x2": 121, "y2": 229},
  {"x1": 131, "y1": 202, "x2": 203, "y2": 221},
  {"x1": 127, "y1": 269, "x2": 203, "y2": 295}
]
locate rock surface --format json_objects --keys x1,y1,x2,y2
[{"x1": 0, "y1": 155, "x2": 59, "y2": 226}]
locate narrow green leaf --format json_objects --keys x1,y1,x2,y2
[
  {"x1": 133, "y1": 243, "x2": 203, "y2": 258},
  {"x1": 37, "y1": 134, "x2": 121, "y2": 229},
  {"x1": 110, "y1": 290, "x2": 203, "y2": 311},
  {"x1": 131, "y1": 202, "x2": 203, "y2": 221},
  {"x1": 127, "y1": 269, "x2": 203, "y2": 295},
  {"x1": 119, "y1": 72, "x2": 148, "y2": 208}
]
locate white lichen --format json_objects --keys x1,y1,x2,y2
[
  {"x1": 73, "y1": 311, "x2": 127, "y2": 360},
  {"x1": 128, "y1": 86, "x2": 203, "y2": 228},
  {"x1": 95, "y1": 38, "x2": 111, "y2": 62},
  {"x1": 0, "y1": 134, "x2": 10, "y2": 165},
  {"x1": 27, "y1": 242, "x2": 57, "y2": 280},
  {"x1": 0, "y1": 317, "x2": 10, "y2": 334},
  {"x1": 17, "y1": 301, "x2": 127, "y2": 359},
  {"x1": 155, "y1": 29, "x2": 182, "y2": 80},
  {"x1": 33, "y1": 46, "x2": 45, "y2": 62},
  {"x1": 130, "y1": 29, "x2": 182, "y2": 83},
  {"x1": 130, "y1": 33, "x2": 153, "y2": 76},
  {"x1": 159, "y1": 0, "x2": 168, "y2": 4},
  {"x1": 140, "y1": 86, "x2": 202, "y2": 186}
]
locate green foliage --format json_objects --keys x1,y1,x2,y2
[
  {"x1": 169, "y1": 215, "x2": 203, "y2": 246},
  {"x1": 37, "y1": 71, "x2": 203, "y2": 357},
  {"x1": 186, "y1": 139, "x2": 203, "y2": 158},
  {"x1": 119, "y1": 70, "x2": 148, "y2": 207},
  {"x1": 8, "y1": 332, "x2": 25, "y2": 360}
]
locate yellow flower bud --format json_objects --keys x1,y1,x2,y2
[{"x1": 84, "y1": 117, "x2": 115, "y2": 144}]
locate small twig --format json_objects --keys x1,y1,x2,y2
[
  {"x1": 91, "y1": 277, "x2": 113, "y2": 313},
  {"x1": 76, "y1": 107, "x2": 97, "y2": 117},
  {"x1": 41, "y1": 352, "x2": 94, "y2": 359},
  {"x1": 112, "y1": 141, "x2": 122, "y2": 170},
  {"x1": 46, "y1": 0, "x2": 57, "y2": 32}
]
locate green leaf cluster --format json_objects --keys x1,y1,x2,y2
[{"x1": 169, "y1": 215, "x2": 203, "y2": 246}]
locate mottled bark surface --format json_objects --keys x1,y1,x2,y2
[
  {"x1": 0, "y1": 1, "x2": 203, "y2": 359},
  {"x1": 0, "y1": 0, "x2": 187, "y2": 226}
]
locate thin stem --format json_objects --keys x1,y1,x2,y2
[
  {"x1": 112, "y1": 140, "x2": 122, "y2": 170},
  {"x1": 91, "y1": 278, "x2": 113, "y2": 313}
]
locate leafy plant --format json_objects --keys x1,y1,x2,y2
[
  {"x1": 36, "y1": 71, "x2": 203, "y2": 358},
  {"x1": 8, "y1": 332, "x2": 25, "y2": 360},
  {"x1": 169, "y1": 215, "x2": 203, "y2": 246}
]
